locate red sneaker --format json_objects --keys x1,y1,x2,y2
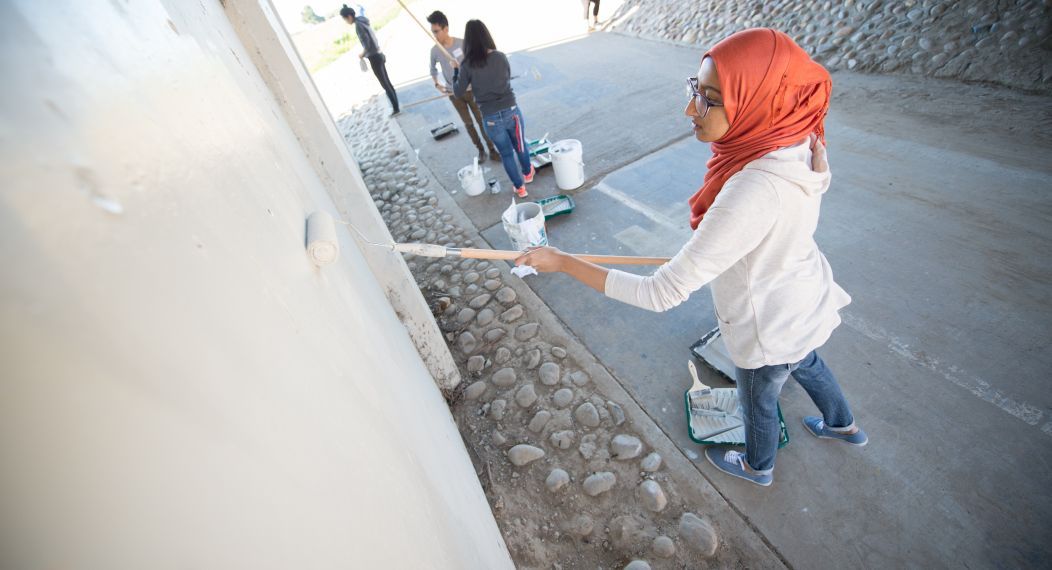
[
  {"x1": 515, "y1": 185, "x2": 528, "y2": 198},
  {"x1": 523, "y1": 165, "x2": 536, "y2": 184}
]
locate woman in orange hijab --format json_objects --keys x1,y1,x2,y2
[{"x1": 517, "y1": 29, "x2": 867, "y2": 486}]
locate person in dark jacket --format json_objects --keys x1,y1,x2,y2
[
  {"x1": 341, "y1": 4, "x2": 399, "y2": 116},
  {"x1": 453, "y1": 20, "x2": 534, "y2": 198}
]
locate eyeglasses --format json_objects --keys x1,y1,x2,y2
[{"x1": 686, "y1": 77, "x2": 723, "y2": 118}]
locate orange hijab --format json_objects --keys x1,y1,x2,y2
[{"x1": 688, "y1": 28, "x2": 832, "y2": 229}]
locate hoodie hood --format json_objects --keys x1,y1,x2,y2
[{"x1": 744, "y1": 135, "x2": 831, "y2": 197}]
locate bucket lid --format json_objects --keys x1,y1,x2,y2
[{"x1": 550, "y1": 139, "x2": 581, "y2": 154}]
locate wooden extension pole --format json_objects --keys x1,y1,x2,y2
[
  {"x1": 394, "y1": 0, "x2": 457, "y2": 65},
  {"x1": 454, "y1": 248, "x2": 670, "y2": 266}
]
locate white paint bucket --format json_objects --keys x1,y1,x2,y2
[
  {"x1": 458, "y1": 157, "x2": 486, "y2": 196},
  {"x1": 502, "y1": 202, "x2": 548, "y2": 251},
  {"x1": 550, "y1": 139, "x2": 584, "y2": 190}
]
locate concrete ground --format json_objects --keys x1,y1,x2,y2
[{"x1": 385, "y1": 30, "x2": 1052, "y2": 568}]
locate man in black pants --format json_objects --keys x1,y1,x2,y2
[{"x1": 340, "y1": 4, "x2": 399, "y2": 116}]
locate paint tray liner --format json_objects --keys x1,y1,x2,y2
[
  {"x1": 683, "y1": 387, "x2": 789, "y2": 447},
  {"x1": 527, "y1": 136, "x2": 553, "y2": 169},
  {"x1": 534, "y1": 194, "x2": 575, "y2": 219},
  {"x1": 690, "y1": 326, "x2": 736, "y2": 381}
]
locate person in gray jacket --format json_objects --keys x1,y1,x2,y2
[{"x1": 341, "y1": 4, "x2": 399, "y2": 116}]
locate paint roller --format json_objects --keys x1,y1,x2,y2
[
  {"x1": 314, "y1": 213, "x2": 670, "y2": 266},
  {"x1": 306, "y1": 210, "x2": 340, "y2": 267}
]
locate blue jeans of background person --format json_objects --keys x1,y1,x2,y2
[
  {"x1": 482, "y1": 106, "x2": 531, "y2": 188},
  {"x1": 736, "y1": 350, "x2": 855, "y2": 474}
]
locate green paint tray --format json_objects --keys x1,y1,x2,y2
[
  {"x1": 534, "y1": 194, "x2": 575, "y2": 219},
  {"x1": 683, "y1": 387, "x2": 789, "y2": 448}
]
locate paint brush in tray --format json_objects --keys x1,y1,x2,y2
[{"x1": 686, "y1": 360, "x2": 738, "y2": 416}]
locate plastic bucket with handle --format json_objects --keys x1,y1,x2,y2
[
  {"x1": 458, "y1": 157, "x2": 486, "y2": 196},
  {"x1": 550, "y1": 139, "x2": 584, "y2": 190},
  {"x1": 502, "y1": 202, "x2": 548, "y2": 251}
]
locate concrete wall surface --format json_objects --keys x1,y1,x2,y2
[
  {"x1": 223, "y1": 0, "x2": 462, "y2": 391},
  {"x1": 0, "y1": 1, "x2": 510, "y2": 569}
]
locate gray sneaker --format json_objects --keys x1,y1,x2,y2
[
  {"x1": 803, "y1": 416, "x2": 868, "y2": 446},
  {"x1": 704, "y1": 447, "x2": 773, "y2": 487}
]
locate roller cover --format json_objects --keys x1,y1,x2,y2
[{"x1": 306, "y1": 211, "x2": 339, "y2": 266}]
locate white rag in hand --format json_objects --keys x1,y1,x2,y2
[{"x1": 511, "y1": 265, "x2": 538, "y2": 278}]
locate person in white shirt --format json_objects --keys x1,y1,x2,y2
[
  {"x1": 426, "y1": 11, "x2": 499, "y2": 162},
  {"x1": 515, "y1": 28, "x2": 868, "y2": 487}
]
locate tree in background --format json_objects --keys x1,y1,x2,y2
[{"x1": 301, "y1": 5, "x2": 325, "y2": 25}]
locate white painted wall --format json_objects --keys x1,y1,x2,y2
[{"x1": 0, "y1": 2, "x2": 511, "y2": 569}]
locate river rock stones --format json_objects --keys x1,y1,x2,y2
[
  {"x1": 495, "y1": 287, "x2": 517, "y2": 304},
  {"x1": 610, "y1": 514, "x2": 652, "y2": 551},
  {"x1": 611, "y1": 434, "x2": 644, "y2": 459},
  {"x1": 550, "y1": 430, "x2": 575, "y2": 449},
  {"x1": 476, "y1": 307, "x2": 495, "y2": 326},
  {"x1": 570, "y1": 370, "x2": 590, "y2": 386},
  {"x1": 508, "y1": 444, "x2": 545, "y2": 466},
  {"x1": 525, "y1": 348, "x2": 541, "y2": 369},
  {"x1": 652, "y1": 535, "x2": 675, "y2": 558},
  {"x1": 515, "y1": 383, "x2": 538, "y2": 407},
  {"x1": 469, "y1": 294, "x2": 491, "y2": 309},
  {"x1": 566, "y1": 514, "x2": 594, "y2": 537},
  {"x1": 489, "y1": 399, "x2": 507, "y2": 420},
  {"x1": 553, "y1": 388, "x2": 574, "y2": 408},
  {"x1": 539, "y1": 362, "x2": 560, "y2": 385},
  {"x1": 458, "y1": 332, "x2": 477, "y2": 354},
  {"x1": 679, "y1": 512, "x2": 718, "y2": 557},
  {"x1": 528, "y1": 410, "x2": 552, "y2": 432},
  {"x1": 546, "y1": 468, "x2": 570, "y2": 491},
  {"x1": 638, "y1": 480, "x2": 668, "y2": 512},
  {"x1": 501, "y1": 305, "x2": 524, "y2": 323},
  {"x1": 515, "y1": 322, "x2": 540, "y2": 341},
  {"x1": 574, "y1": 402, "x2": 601, "y2": 427},
  {"x1": 583, "y1": 471, "x2": 616, "y2": 496},
  {"x1": 579, "y1": 434, "x2": 598, "y2": 459},
  {"x1": 641, "y1": 452, "x2": 663, "y2": 472},
  {"x1": 492, "y1": 367, "x2": 517, "y2": 388},
  {"x1": 483, "y1": 328, "x2": 506, "y2": 343},
  {"x1": 465, "y1": 381, "x2": 487, "y2": 400}
]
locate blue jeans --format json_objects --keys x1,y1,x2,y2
[
  {"x1": 736, "y1": 351, "x2": 855, "y2": 474},
  {"x1": 483, "y1": 106, "x2": 532, "y2": 188}
]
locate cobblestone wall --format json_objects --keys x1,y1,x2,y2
[{"x1": 609, "y1": 0, "x2": 1052, "y2": 92}]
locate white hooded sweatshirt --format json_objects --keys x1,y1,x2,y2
[{"x1": 604, "y1": 137, "x2": 851, "y2": 369}]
